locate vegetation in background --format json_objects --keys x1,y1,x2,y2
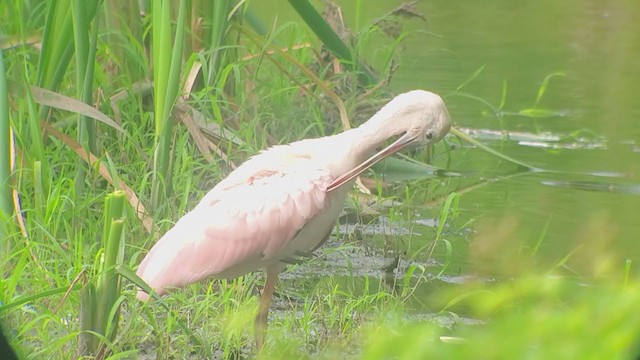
[{"x1": 0, "y1": 0, "x2": 638, "y2": 359}]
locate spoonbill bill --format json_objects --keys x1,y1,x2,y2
[{"x1": 136, "y1": 90, "x2": 452, "y2": 348}]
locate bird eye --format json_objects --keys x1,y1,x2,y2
[{"x1": 425, "y1": 132, "x2": 434, "y2": 140}]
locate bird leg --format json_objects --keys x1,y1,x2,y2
[{"x1": 255, "y1": 269, "x2": 279, "y2": 350}]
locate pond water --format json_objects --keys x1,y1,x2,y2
[
  {"x1": 387, "y1": 0, "x2": 640, "y2": 277},
  {"x1": 257, "y1": 0, "x2": 640, "y2": 313}
]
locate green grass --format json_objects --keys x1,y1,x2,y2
[{"x1": 1, "y1": 1, "x2": 639, "y2": 359}]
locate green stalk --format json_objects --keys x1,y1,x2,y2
[
  {"x1": 21, "y1": 74, "x2": 46, "y2": 169},
  {"x1": 79, "y1": 191, "x2": 126, "y2": 358},
  {"x1": 207, "y1": 0, "x2": 232, "y2": 86},
  {"x1": 37, "y1": 0, "x2": 74, "y2": 90},
  {"x1": 150, "y1": 0, "x2": 171, "y2": 210},
  {"x1": 72, "y1": 0, "x2": 99, "y2": 195},
  {"x1": 151, "y1": 0, "x2": 187, "y2": 210},
  {"x1": 84, "y1": 17, "x2": 99, "y2": 153},
  {"x1": 0, "y1": 49, "x2": 11, "y2": 244},
  {"x1": 37, "y1": 0, "x2": 99, "y2": 92},
  {"x1": 96, "y1": 218, "x2": 125, "y2": 333},
  {"x1": 35, "y1": 0, "x2": 99, "y2": 200},
  {"x1": 79, "y1": 283, "x2": 98, "y2": 355},
  {"x1": 72, "y1": 0, "x2": 89, "y2": 93}
]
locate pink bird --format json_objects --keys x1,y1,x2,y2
[{"x1": 136, "y1": 90, "x2": 451, "y2": 348}]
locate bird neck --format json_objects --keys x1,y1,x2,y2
[
  {"x1": 329, "y1": 114, "x2": 403, "y2": 170},
  {"x1": 354, "y1": 111, "x2": 404, "y2": 155}
]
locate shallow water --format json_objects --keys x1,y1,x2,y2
[{"x1": 255, "y1": 0, "x2": 640, "y2": 315}]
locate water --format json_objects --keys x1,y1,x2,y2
[
  {"x1": 255, "y1": 0, "x2": 640, "y2": 307},
  {"x1": 350, "y1": 0, "x2": 640, "y2": 275}
]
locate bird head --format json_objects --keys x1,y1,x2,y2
[
  {"x1": 380, "y1": 90, "x2": 452, "y2": 149},
  {"x1": 326, "y1": 90, "x2": 452, "y2": 191}
]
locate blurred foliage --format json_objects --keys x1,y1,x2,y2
[{"x1": 361, "y1": 276, "x2": 640, "y2": 359}]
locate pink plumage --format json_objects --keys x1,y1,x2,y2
[
  {"x1": 136, "y1": 150, "x2": 337, "y2": 300},
  {"x1": 135, "y1": 90, "x2": 452, "y2": 348}
]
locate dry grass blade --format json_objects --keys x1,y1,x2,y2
[
  {"x1": 0, "y1": 34, "x2": 42, "y2": 50},
  {"x1": 323, "y1": 1, "x2": 352, "y2": 43},
  {"x1": 29, "y1": 85, "x2": 124, "y2": 133},
  {"x1": 12, "y1": 188, "x2": 26, "y2": 238},
  {"x1": 8, "y1": 124, "x2": 42, "y2": 270},
  {"x1": 10, "y1": 128, "x2": 29, "y2": 237},
  {"x1": 176, "y1": 102, "x2": 237, "y2": 168},
  {"x1": 53, "y1": 268, "x2": 86, "y2": 314},
  {"x1": 175, "y1": 103, "x2": 217, "y2": 165},
  {"x1": 182, "y1": 102, "x2": 244, "y2": 146},
  {"x1": 41, "y1": 122, "x2": 152, "y2": 233},
  {"x1": 182, "y1": 61, "x2": 201, "y2": 97},
  {"x1": 371, "y1": 0, "x2": 427, "y2": 39},
  {"x1": 387, "y1": 1, "x2": 426, "y2": 21}
]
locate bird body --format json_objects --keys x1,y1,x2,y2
[
  {"x1": 136, "y1": 90, "x2": 452, "y2": 347},
  {"x1": 137, "y1": 135, "x2": 357, "y2": 299}
]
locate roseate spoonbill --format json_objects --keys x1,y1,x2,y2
[{"x1": 136, "y1": 90, "x2": 451, "y2": 348}]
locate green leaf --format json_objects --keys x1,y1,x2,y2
[
  {"x1": 518, "y1": 107, "x2": 563, "y2": 119},
  {"x1": 0, "y1": 284, "x2": 82, "y2": 313},
  {"x1": 533, "y1": 71, "x2": 565, "y2": 107}
]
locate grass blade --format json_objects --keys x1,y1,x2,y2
[
  {"x1": 533, "y1": 71, "x2": 565, "y2": 107},
  {"x1": 72, "y1": 0, "x2": 99, "y2": 195},
  {"x1": 0, "y1": 284, "x2": 82, "y2": 313},
  {"x1": 0, "y1": 49, "x2": 12, "y2": 243},
  {"x1": 37, "y1": 0, "x2": 74, "y2": 90},
  {"x1": 206, "y1": 0, "x2": 232, "y2": 86},
  {"x1": 37, "y1": 0, "x2": 99, "y2": 92},
  {"x1": 151, "y1": 0, "x2": 187, "y2": 210}
]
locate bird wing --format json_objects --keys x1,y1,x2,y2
[{"x1": 136, "y1": 151, "x2": 334, "y2": 297}]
